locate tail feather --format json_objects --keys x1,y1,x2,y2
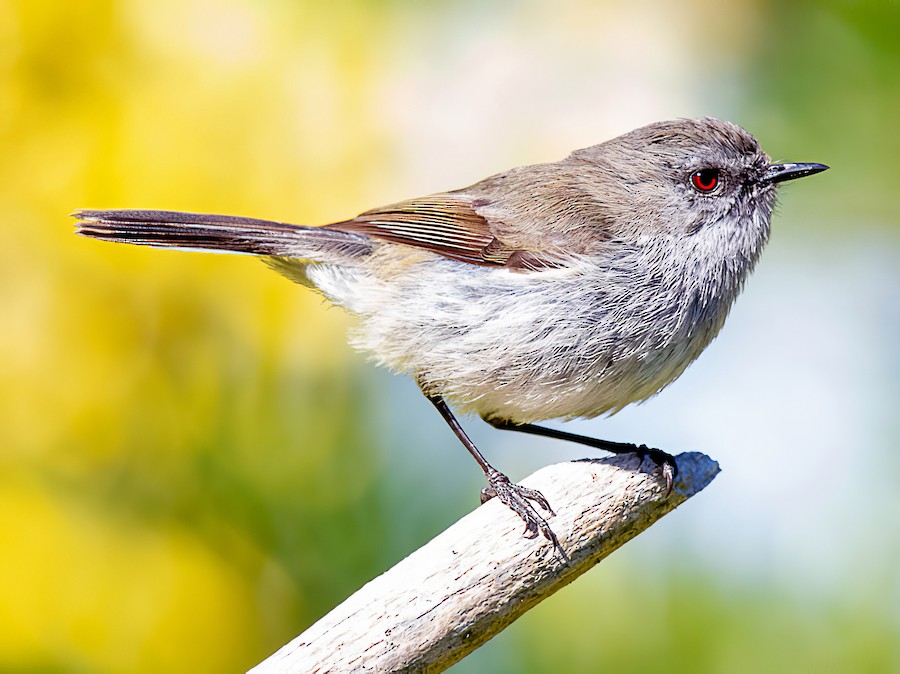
[{"x1": 73, "y1": 209, "x2": 371, "y2": 260}]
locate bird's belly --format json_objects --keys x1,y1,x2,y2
[
  {"x1": 354, "y1": 298, "x2": 719, "y2": 424},
  {"x1": 312, "y1": 257, "x2": 727, "y2": 423},
  {"x1": 452, "y1": 329, "x2": 713, "y2": 423}
]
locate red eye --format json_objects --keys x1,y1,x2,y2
[{"x1": 690, "y1": 168, "x2": 721, "y2": 193}]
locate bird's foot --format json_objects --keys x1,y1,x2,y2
[
  {"x1": 481, "y1": 470, "x2": 566, "y2": 560},
  {"x1": 635, "y1": 445, "x2": 678, "y2": 495}
]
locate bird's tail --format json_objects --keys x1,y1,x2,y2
[{"x1": 73, "y1": 209, "x2": 371, "y2": 262}]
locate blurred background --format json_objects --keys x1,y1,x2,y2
[{"x1": 2, "y1": 0, "x2": 898, "y2": 671}]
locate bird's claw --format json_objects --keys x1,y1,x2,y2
[
  {"x1": 481, "y1": 470, "x2": 566, "y2": 561},
  {"x1": 636, "y1": 445, "x2": 678, "y2": 495}
]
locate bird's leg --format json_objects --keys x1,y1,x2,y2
[
  {"x1": 484, "y1": 418, "x2": 677, "y2": 495},
  {"x1": 422, "y1": 391, "x2": 564, "y2": 557}
]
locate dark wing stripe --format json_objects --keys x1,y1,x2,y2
[
  {"x1": 323, "y1": 194, "x2": 561, "y2": 270},
  {"x1": 364, "y1": 221, "x2": 487, "y2": 242},
  {"x1": 367, "y1": 228, "x2": 487, "y2": 248},
  {"x1": 327, "y1": 196, "x2": 505, "y2": 265}
]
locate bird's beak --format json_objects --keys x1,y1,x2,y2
[{"x1": 760, "y1": 162, "x2": 829, "y2": 184}]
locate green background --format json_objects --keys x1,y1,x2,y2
[{"x1": 2, "y1": 1, "x2": 898, "y2": 671}]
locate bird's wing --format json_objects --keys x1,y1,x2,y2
[{"x1": 325, "y1": 193, "x2": 562, "y2": 271}]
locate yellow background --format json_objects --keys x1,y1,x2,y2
[{"x1": 2, "y1": 1, "x2": 898, "y2": 671}]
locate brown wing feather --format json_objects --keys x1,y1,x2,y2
[{"x1": 325, "y1": 194, "x2": 558, "y2": 269}]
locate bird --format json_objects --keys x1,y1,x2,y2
[{"x1": 74, "y1": 117, "x2": 828, "y2": 553}]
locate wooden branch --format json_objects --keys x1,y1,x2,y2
[{"x1": 250, "y1": 451, "x2": 719, "y2": 673}]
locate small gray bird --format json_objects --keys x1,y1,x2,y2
[{"x1": 74, "y1": 117, "x2": 827, "y2": 551}]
